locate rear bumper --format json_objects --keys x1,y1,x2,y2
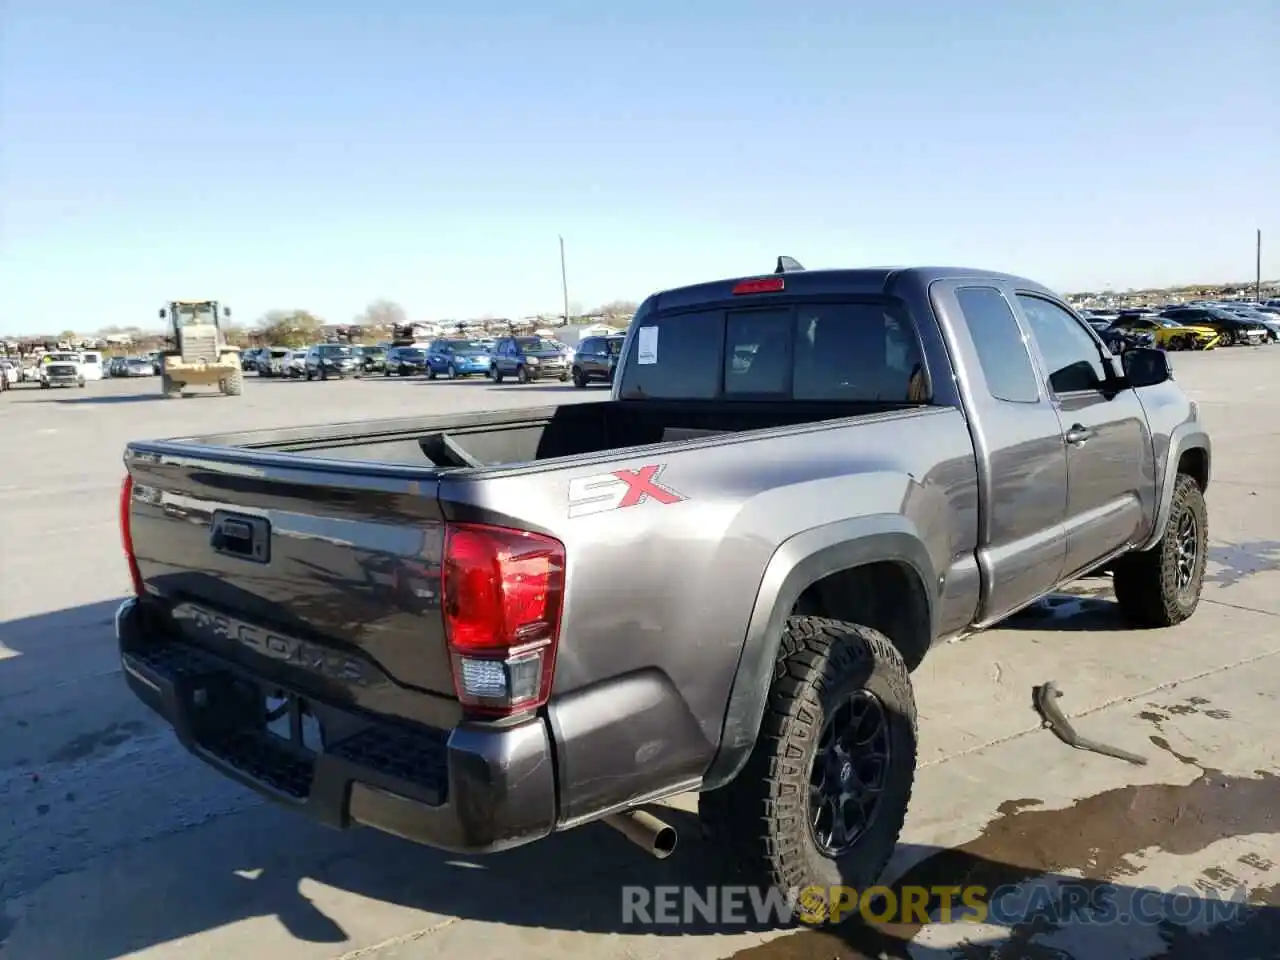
[{"x1": 115, "y1": 598, "x2": 558, "y2": 854}]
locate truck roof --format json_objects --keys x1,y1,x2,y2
[{"x1": 649, "y1": 265, "x2": 1060, "y2": 313}]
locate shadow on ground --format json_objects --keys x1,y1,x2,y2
[
  {"x1": 3, "y1": 575, "x2": 1276, "y2": 959},
  {"x1": 35, "y1": 393, "x2": 225, "y2": 405},
  {"x1": 7, "y1": 769, "x2": 1276, "y2": 959}
]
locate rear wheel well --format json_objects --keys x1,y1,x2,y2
[
  {"x1": 1178, "y1": 448, "x2": 1208, "y2": 491},
  {"x1": 790, "y1": 561, "x2": 932, "y2": 671}
]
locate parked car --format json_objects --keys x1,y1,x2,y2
[
  {"x1": 1160, "y1": 306, "x2": 1268, "y2": 346},
  {"x1": 123, "y1": 356, "x2": 155, "y2": 377},
  {"x1": 80, "y1": 351, "x2": 105, "y2": 381},
  {"x1": 285, "y1": 350, "x2": 307, "y2": 378},
  {"x1": 425, "y1": 339, "x2": 490, "y2": 379},
  {"x1": 1107, "y1": 315, "x2": 1220, "y2": 351},
  {"x1": 0, "y1": 360, "x2": 16, "y2": 389},
  {"x1": 570, "y1": 334, "x2": 625, "y2": 387},
  {"x1": 116, "y1": 262, "x2": 1210, "y2": 922},
  {"x1": 257, "y1": 347, "x2": 293, "y2": 377},
  {"x1": 353, "y1": 345, "x2": 386, "y2": 375},
  {"x1": 384, "y1": 346, "x2": 428, "y2": 376},
  {"x1": 488, "y1": 335, "x2": 570, "y2": 382},
  {"x1": 1218, "y1": 305, "x2": 1280, "y2": 342},
  {"x1": 304, "y1": 343, "x2": 358, "y2": 380}
]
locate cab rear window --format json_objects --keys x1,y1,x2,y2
[{"x1": 618, "y1": 300, "x2": 927, "y2": 402}]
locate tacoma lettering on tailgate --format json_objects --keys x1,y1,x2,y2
[{"x1": 171, "y1": 602, "x2": 371, "y2": 685}]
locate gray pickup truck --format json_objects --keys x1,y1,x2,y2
[{"x1": 116, "y1": 262, "x2": 1210, "y2": 920}]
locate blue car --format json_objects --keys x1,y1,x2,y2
[{"x1": 425, "y1": 339, "x2": 491, "y2": 379}]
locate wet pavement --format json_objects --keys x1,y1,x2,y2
[{"x1": 2, "y1": 351, "x2": 1279, "y2": 960}]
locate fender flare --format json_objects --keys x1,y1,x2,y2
[
  {"x1": 1138, "y1": 423, "x2": 1211, "y2": 552},
  {"x1": 701, "y1": 514, "x2": 937, "y2": 791}
]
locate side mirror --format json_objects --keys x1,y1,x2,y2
[
  {"x1": 158, "y1": 308, "x2": 167, "y2": 319},
  {"x1": 1122, "y1": 346, "x2": 1172, "y2": 388},
  {"x1": 223, "y1": 306, "x2": 232, "y2": 318}
]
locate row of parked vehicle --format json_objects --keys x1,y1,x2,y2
[
  {"x1": 238, "y1": 332, "x2": 627, "y2": 388},
  {"x1": 0, "y1": 350, "x2": 110, "y2": 389},
  {"x1": 1082, "y1": 300, "x2": 1280, "y2": 353}
]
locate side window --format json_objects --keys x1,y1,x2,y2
[
  {"x1": 724, "y1": 310, "x2": 791, "y2": 395},
  {"x1": 792, "y1": 302, "x2": 927, "y2": 402},
  {"x1": 954, "y1": 287, "x2": 1040, "y2": 403},
  {"x1": 1017, "y1": 295, "x2": 1107, "y2": 394},
  {"x1": 580, "y1": 338, "x2": 596, "y2": 355}
]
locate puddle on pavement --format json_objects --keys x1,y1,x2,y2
[
  {"x1": 726, "y1": 766, "x2": 1280, "y2": 960},
  {"x1": 1205, "y1": 540, "x2": 1280, "y2": 589}
]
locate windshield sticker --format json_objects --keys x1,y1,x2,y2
[{"x1": 636, "y1": 326, "x2": 658, "y2": 365}]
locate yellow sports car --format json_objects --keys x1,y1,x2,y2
[{"x1": 1112, "y1": 316, "x2": 1221, "y2": 350}]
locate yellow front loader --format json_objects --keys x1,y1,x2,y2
[{"x1": 157, "y1": 301, "x2": 242, "y2": 397}]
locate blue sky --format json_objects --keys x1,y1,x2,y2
[{"x1": 1, "y1": 0, "x2": 1276, "y2": 335}]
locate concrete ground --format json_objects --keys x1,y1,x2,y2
[{"x1": 1, "y1": 352, "x2": 1277, "y2": 960}]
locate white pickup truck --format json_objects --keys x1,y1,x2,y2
[{"x1": 39, "y1": 352, "x2": 86, "y2": 389}]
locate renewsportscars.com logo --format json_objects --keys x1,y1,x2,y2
[{"x1": 621, "y1": 883, "x2": 1251, "y2": 928}]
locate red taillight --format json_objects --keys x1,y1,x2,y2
[
  {"x1": 441, "y1": 522, "x2": 565, "y2": 717},
  {"x1": 732, "y1": 277, "x2": 785, "y2": 295},
  {"x1": 120, "y1": 474, "x2": 145, "y2": 597}
]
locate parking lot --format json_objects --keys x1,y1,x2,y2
[{"x1": 1, "y1": 353, "x2": 1277, "y2": 959}]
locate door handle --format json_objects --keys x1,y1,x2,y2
[{"x1": 1065, "y1": 424, "x2": 1092, "y2": 445}]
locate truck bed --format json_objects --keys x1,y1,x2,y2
[
  {"x1": 175, "y1": 398, "x2": 918, "y2": 468},
  {"x1": 124, "y1": 397, "x2": 941, "y2": 726}
]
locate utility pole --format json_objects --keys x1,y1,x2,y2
[
  {"x1": 1257, "y1": 229, "x2": 1262, "y2": 303},
  {"x1": 559, "y1": 235, "x2": 570, "y2": 325}
]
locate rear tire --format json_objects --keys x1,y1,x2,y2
[
  {"x1": 1112, "y1": 473, "x2": 1207, "y2": 627},
  {"x1": 699, "y1": 617, "x2": 917, "y2": 925},
  {"x1": 161, "y1": 373, "x2": 181, "y2": 398}
]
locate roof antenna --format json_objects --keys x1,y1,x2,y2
[{"x1": 775, "y1": 256, "x2": 804, "y2": 274}]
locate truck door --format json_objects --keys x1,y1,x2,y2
[
  {"x1": 936, "y1": 282, "x2": 1069, "y2": 624},
  {"x1": 1015, "y1": 293, "x2": 1155, "y2": 578}
]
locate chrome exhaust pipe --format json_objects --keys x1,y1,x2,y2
[{"x1": 603, "y1": 808, "x2": 678, "y2": 859}]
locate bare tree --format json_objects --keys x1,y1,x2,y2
[
  {"x1": 257, "y1": 309, "x2": 322, "y2": 347},
  {"x1": 358, "y1": 299, "x2": 408, "y2": 331}
]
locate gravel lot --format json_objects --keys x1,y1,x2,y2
[{"x1": 1, "y1": 353, "x2": 1277, "y2": 960}]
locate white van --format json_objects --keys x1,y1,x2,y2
[{"x1": 80, "y1": 351, "x2": 105, "y2": 381}]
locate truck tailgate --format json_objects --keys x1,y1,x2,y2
[{"x1": 124, "y1": 443, "x2": 459, "y2": 724}]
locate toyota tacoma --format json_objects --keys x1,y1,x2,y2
[{"x1": 115, "y1": 261, "x2": 1210, "y2": 920}]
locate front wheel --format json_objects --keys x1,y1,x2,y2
[
  {"x1": 1112, "y1": 473, "x2": 1208, "y2": 627},
  {"x1": 572, "y1": 367, "x2": 587, "y2": 388},
  {"x1": 699, "y1": 617, "x2": 917, "y2": 925},
  {"x1": 447, "y1": 364, "x2": 457, "y2": 380},
  {"x1": 516, "y1": 365, "x2": 530, "y2": 384},
  {"x1": 493, "y1": 366, "x2": 505, "y2": 383}
]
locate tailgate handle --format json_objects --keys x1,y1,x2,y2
[{"x1": 210, "y1": 512, "x2": 271, "y2": 563}]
